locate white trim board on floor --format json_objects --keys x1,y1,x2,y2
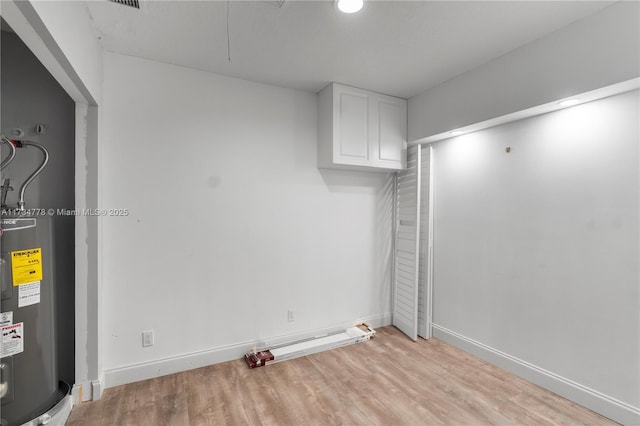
[
  {"x1": 432, "y1": 323, "x2": 640, "y2": 425},
  {"x1": 102, "y1": 313, "x2": 392, "y2": 389}
]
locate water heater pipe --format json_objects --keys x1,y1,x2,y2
[
  {"x1": 1, "y1": 136, "x2": 17, "y2": 170},
  {"x1": 17, "y1": 141, "x2": 49, "y2": 211}
]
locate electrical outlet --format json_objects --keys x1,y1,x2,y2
[
  {"x1": 287, "y1": 309, "x2": 296, "y2": 322},
  {"x1": 142, "y1": 330, "x2": 154, "y2": 347}
]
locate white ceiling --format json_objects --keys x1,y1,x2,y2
[{"x1": 85, "y1": 0, "x2": 614, "y2": 99}]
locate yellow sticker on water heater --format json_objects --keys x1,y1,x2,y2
[{"x1": 11, "y1": 248, "x2": 43, "y2": 286}]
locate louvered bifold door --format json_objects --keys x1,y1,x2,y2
[{"x1": 393, "y1": 145, "x2": 421, "y2": 341}]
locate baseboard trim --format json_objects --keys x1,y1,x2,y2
[
  {"x1": 91, "y1": 375, "x2": 104, "y2": 400},
  {"x1": 432, "y1": 323, "x2": 640, "y2": 425},
  {"x1": 72, "y1": 380, "x2": 95, "y2": 402},
  {"x1": 71, "y1": 383, "x2": 82, "y2": 404},
  {"x1": 104, "y1": 313, "x2": 392, "y2": 389}
]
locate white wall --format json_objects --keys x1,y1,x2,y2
[
  {"x1": 100, "y1": 52, "x2": 393, "y2": 384},
  {"x1": 431, "y1": 90, "x2": 639, "y2": 424},
  {"x1": 408, "y1": 2, "x2": 640, "y2": 141}
]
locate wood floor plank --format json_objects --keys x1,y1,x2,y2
[
  {"x1": 184, "y1": 367, "x2": 214, "y2": 426},
  {"x1": 67, "y1": 326, "x2": 617, "y2": 426}
]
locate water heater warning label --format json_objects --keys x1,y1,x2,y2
[
  {"x1": 11, "y1": 248, "x2": 43, "y2": 286},
  {"x1": 1, "y1": 322, "x2": 24, "y2": 357},
  {"x1": 18, "y1": 282, "x2": 41, "y2": 307}
]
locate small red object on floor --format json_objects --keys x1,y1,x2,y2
[{"x1": 244, "y1": 350, "x2": 274, "y2": 369}]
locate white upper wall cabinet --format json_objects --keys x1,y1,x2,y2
[{"x1": 318, "y1": 83, "x2": 407, "y2": 171}]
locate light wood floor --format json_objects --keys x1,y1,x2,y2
[{"x1": 67, "y1": 326, "x2": 616, "y2": 426}]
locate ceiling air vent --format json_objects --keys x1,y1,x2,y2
[{"x1": 109, "y1": 0, "x2": 140, "y2": 9}]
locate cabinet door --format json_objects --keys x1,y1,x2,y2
[
  {"x1": 372, "y1": 95, "x2": 406, "y2": 169},
  {"x1": 333, "y1": 86, "x2": 370, "y2": 166}
]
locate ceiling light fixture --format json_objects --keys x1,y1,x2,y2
[
  {"x1": 336, "y1": 0, "x2": 364, "y2": 14},
  {"x1": 558, "y1": 98, "x2": 581, "y2": 107}
]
